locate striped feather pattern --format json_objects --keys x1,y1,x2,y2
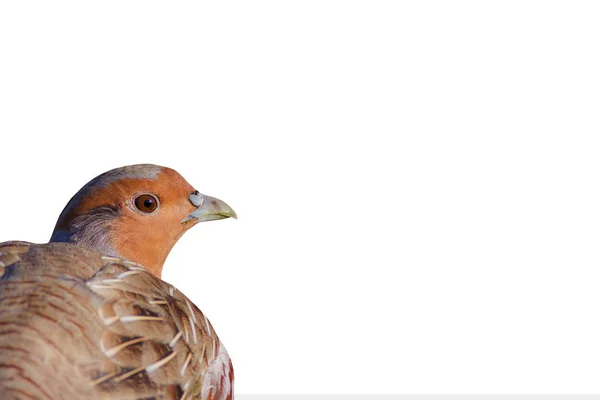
[{"x1": 0, "y1": 241, "x2": 233, "y2": 400}]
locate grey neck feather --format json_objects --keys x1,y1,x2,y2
[{"x1": 50, "y1": 206, "x2": 120, "y2": 257}]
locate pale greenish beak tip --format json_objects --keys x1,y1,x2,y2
[{"x1": 182, "y1": 193, "x2": 237, "y2": 223}]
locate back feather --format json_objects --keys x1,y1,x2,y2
[{"x1": 0, "y1": 241, "x2": 233, "y2": 400}]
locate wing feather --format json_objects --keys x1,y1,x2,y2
[{"x1": 0, "y1": 241, "x2": 233, "y2": 400}]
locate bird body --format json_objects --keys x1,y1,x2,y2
[{"x1": 0, "y1": 165, "x2": 236, "y2": 399}]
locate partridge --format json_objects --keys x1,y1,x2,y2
[{"x1": 0, "y1": 164, "x2": 236, "y2": 400}]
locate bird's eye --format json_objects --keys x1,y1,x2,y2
[{"x1": 134, "y1": 194, "x2": 158, "y2": 213}]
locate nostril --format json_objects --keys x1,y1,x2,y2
[{"x1": 189, "y1": 192, "x2": 204, "y2": 207}]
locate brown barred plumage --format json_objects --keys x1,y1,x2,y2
[{"x1": 0, "y1": 165, "x2": 236, "y2": 400}]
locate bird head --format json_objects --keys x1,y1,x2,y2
[{"x1": 50, "y1": 164, "x2": 236, "y2": 278}]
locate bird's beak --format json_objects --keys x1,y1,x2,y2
[{"x1": 182, "y1": 192, "x2": 237, "y2": 223}]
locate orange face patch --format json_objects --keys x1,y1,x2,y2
[{"x1": 55, "y1": 167, "x2": 199, "y2": 278}]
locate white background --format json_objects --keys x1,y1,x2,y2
[{"x1": 1, "y1": 0, "x2": 599, "y2": 394}]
